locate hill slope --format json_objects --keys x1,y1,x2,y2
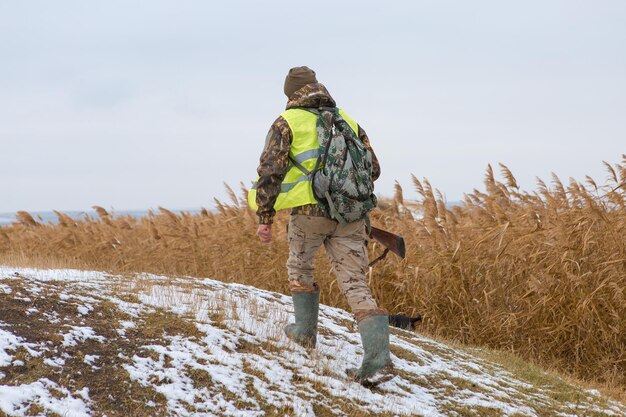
[{"x1": 0, "y1": 266, "x2": 624, "y2": 417}]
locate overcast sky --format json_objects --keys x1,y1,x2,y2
[{"x1": 0, "y1": 1, "x2": 624, "y2": 213}]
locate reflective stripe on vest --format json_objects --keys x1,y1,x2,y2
[{"x1": 248, "y1": 108, "x2": 358, "y2": 212}]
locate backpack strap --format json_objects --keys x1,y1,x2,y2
[
  {"x1": 324, "y1": 190, "x2": 347, "y2": 224},
  {"x1": 289, "y1": 106, "x2": 338, "y2": 115},
  {"x1": 288, "y1": 156, "x2": 312, "y2": 176}
]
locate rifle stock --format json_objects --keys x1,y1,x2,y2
[{"x1": 369, "y1": 226, "x2": 406, "y2": 260}]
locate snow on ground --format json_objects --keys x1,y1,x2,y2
[
  {"x1": 0, "y1": 378, "x2": 91, "y2": 417},
  {"x1": 0, "y1": 265, "x2": 624, "y2": 417},
  {"x1": 0, "y1": 328, "x2": 42, "y2": 367},
  {"x1": 61, "y1": 326, "x2": 105, "y2": 347}
]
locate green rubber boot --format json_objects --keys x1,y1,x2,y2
[
  {"x1": 347, "y1": 314, "x2": 394, "y2": 385},
  {"x1": 284, "y1": 290, "x2": 319, "y2": 348}
]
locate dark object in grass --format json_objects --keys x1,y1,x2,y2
[{"x1": 388, "y1": 314, "x2": 422, "y2": 331}]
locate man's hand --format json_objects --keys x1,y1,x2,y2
[{"x1": 257, "y1": 224, "x2": 272, "y2": 243}]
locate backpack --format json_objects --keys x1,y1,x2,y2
[{"x1": 291, "y1": 107, "x2": 377, "y2": 223}]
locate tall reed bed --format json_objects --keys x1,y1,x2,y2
[{"x1": 1, "y1": 157, "x2": 625, "y2": 391}]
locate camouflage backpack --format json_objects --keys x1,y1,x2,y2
[{"x1": 291, "y1": 107, "x2": 377, "y2": 223}]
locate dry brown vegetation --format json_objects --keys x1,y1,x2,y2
[{"x1": 1, "y1": 156, "x2": 625, "y2": 395}]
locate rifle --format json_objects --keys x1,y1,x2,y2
[{"x1": 368, "y1": 226, "x2": 406, "y2": 267}]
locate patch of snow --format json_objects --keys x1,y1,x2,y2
[
  {"x1": 0, "y1": 329, "x2": 23, "y2": 366},
  {"x1": 120, "y1": 320, "x2": 136, "y2": 329},
  {"x1": 0, "y1": 266, "x2": 106, "y2": 283},
  {"x1": 43, "y1": 312, "x2": 61, "y2": 324},
  {"x1": 0, "y1": 328, "x2": 42, "y2": 366},
  {"x1": 83, "y1": 355, "x2": 99, "y2": 366},
  {"x1": 77, "y1": 304, "x2": 93, "y2": 316},
  {"x1": 61, "y1": 326, "x2": 105, "y2": 347},
  {"x1": 0, "y1": 284, "x2": 11, "y2": 294},
  {"x1": 107, "y1": 298, "x2": 147, "y2": 318},
  {"x1": 25, "y1": 285, "x2": 42, "y2": 294},
  {"x1": 76, "y1": 387, "x2": 90, "y2": 401},
  {"x1": 0, "y1": 378, "x2": 91, "y2": 417},
  {"x1": 116, "y1": 320, "x2": 136, "y2": 336},
  {"x1": 44, "y1": 357, "x2": 66, "y2": 367}
]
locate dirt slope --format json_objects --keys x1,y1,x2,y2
[{"x1": 0, "y1": 266, "x2": 624, "y2": 417}]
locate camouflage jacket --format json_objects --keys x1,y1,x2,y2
[{"x1": 255, "y1": 83, "x2": 381, "y2": 225}]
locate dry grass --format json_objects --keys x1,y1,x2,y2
[{"x1": 1, "y1": 157, "x2": 625, "y2": 395}]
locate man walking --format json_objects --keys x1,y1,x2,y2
[{"x1": 248, "y1": 66, "x2": 393, "y2": 385}]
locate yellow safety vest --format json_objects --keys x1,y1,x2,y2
[{"x1": 248, "y1": 108, "x2": 359, "y2": 212}]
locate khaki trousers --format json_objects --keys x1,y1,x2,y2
[{"x1": 286, "y1": 215, "x2": 378, "y2": 313}]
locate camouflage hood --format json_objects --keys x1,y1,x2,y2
[{"x1": 286, "y1": 83, "x2": 337, "y2": 110}]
